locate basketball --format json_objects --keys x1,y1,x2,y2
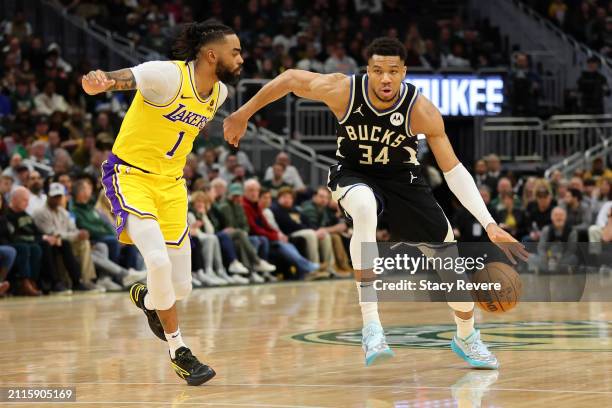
[{"x1": 472, "y1": 262, "x2": 522, "y2": 313}]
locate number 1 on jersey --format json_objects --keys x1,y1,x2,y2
[{"x1": 165, "y1": 131, "x2": 185, "y2": 158}]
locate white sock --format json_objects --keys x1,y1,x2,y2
[
  {"x1": 165, "y1": 328, "x2": 187, "y2": 359},
  {"x1": 454, "y1": 315, "x2": 475, "y2": 339},
  {"x1": 356, "y1": 281, "x2": 381, "y2": 326},
  {"x1": 144, "y1": 293, "x2": 155, "y2": 311}
]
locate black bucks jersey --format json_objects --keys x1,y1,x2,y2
[
  {"x1": 335, "y1": 74, "x2": 420, "y2": 179},
  {"x1": 328, "y1": 74, "x2": 454, "y2": 243}
]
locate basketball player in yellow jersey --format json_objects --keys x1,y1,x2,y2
[{"x1": 81, "y1": 20, "x2": 242, "y2": 386}]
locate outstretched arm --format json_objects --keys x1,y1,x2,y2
[
  {"x1": 224, "y1": 69, "x2": 350, "y2": 147},
  {"x1": 411, "y1": 94, "x2": 529, "y2": 263},
  {"x1": 81, "y1": 69, "x2": 136, "y2": 95}
]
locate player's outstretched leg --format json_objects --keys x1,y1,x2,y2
[
  {"x1": 448, "y1": 304, "x2": 498, "y2": 369},
  {"x1": 341, "y1": 186, "x2": 394, "y2": 366},
  {"x1": 127, "y1": 215, "x2": 216, "y2": 385}
]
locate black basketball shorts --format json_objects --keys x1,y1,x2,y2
[{"x1": 327, "y1": 163, "x2": 454, "y2": 243}]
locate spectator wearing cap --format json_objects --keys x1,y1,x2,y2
[
  {"x1": 242, "y1": 179, "x2": 320, "y2": 279},
  {"x1": 271, "y1": 187, "x2": 334, "y2": 276},
  {"x1": 214, "y1": 182, "x2": 277, "y2": 282},
  {"x1": 577, "y1": 56, "x2": 610, "y2": 114},
  {"x1": 561, "y1": 188, "x2": 591, "y2": 228},
  {"x1": 34, "y1": 80, "x2": 68, "y2": 116},
  {"x1": 32, "y1": 182, "x2": 97, "y2": 291},
  {"x1": 45, "y1": 43, "x2": 72, "y2": 74},
  {"x1": 25, "y1": 170, "x2": 46, "y2": 215},
  {"x1": 263, "y1": 152, "x2": 306, "y2": 194},
  {"x1": 523, "y1": 184, "x2": 556, "y2": 242}
]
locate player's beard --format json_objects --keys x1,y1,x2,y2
[{"x1": 216, "y1": 60, "x2": 241, "y2": 85}]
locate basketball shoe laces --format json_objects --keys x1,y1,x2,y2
[
  {"x1": 465, "y1": 331, "x2": 495, "y2": 361},
  {"x1": 363, "y1": 323, "x2": 388, "y2": 351}
]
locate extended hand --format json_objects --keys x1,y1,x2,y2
[
  {"x1": 223, "y1": 110, "x2": 248, "y2": 147},
  {"x1": 81, "y1": 70, "x2": 115, "y2": 95},
  {"x1": 486, "y1": 223, "x2": 529, "y2": 264}
]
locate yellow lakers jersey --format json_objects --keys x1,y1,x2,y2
[{"x1": 112, "y1": 61, "x2": 221, "y2": 178}]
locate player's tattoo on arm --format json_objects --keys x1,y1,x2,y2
[{"x1": 104, "y1": 69, "x2": 136, "y2": 91}]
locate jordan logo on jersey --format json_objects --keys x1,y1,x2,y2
[
  {"x1": 163, "y1": 103, "x2": 209, "y2": 130},
  {"x1": 353, "y1": 104, "x2": 364, "y2": 116}
]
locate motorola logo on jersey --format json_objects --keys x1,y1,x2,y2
[
  {"x1": 163, "y1": 103, "x2": 210, "y2": 130},
  {"x1": 390, "y1": 112, "x2": 404, "y2": 126}
]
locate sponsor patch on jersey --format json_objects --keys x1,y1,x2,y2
[{"x1": 390, "y1": 112, "x2": 404, "y2": 126}]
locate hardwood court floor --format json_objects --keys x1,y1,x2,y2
[{"x1": 2, "y1": 280, "x2": 612, "y2": 407}]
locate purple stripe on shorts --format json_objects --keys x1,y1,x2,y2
[{"x1": 101, "y1": 159, "x2": 129, "y2": 239}]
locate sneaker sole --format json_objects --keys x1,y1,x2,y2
[
  {"x1": 450, "y1": 340, "x2": 499, "y2": 370},
  {"x1": 365, "y1": 348, "x2": 395, "y2": 366}
]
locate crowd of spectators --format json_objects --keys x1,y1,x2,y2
[
  {"x1": 454, "y1": 154, "x2": 612, "y2": 273},
  {"x1": 525, "y1": 0, "x2": 612, "y2": 59},
  {"x1": 58, "y1": 0, "x2": 508, "y2": 75}
]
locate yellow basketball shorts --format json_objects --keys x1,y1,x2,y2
[{"x1": 101, "y1": 154, "x2": 189, "y2": 248}]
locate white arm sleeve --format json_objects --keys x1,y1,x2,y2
[
  {"x1": 217, "y1": 82, "x2": 228, "y2": 108},
  {"x1": 444, "y1": 163, "x2": 496, "y2": 229},
  {"x1": 130, "y1": 61, "x2": 181, "y2": 105}
]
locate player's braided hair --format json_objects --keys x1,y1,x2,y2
[
  {"x1": 173, "y1": 19, "x2": 235, "y2": 62},
  {"x1": 365, "y1": 37, "x2": 407, "y2": 62}
]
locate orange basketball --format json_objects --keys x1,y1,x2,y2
[{"x1": 472, "y1": 262, "x2": 522, "y2": 313}]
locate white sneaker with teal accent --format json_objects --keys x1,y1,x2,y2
[
  {"x1": 451, "y1": 330, "x2": 499, "y2": 369},
  {"x1": 362, "y1": 322, "x2": 395, "y2": 366}
]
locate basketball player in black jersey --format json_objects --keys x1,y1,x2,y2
[{"x1": 225, "y1": 38, "x2": 528, "y2": 369}]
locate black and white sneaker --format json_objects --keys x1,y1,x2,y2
[{"x1": 170, "y1": 347, "x2": 216, "y2": 386}]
